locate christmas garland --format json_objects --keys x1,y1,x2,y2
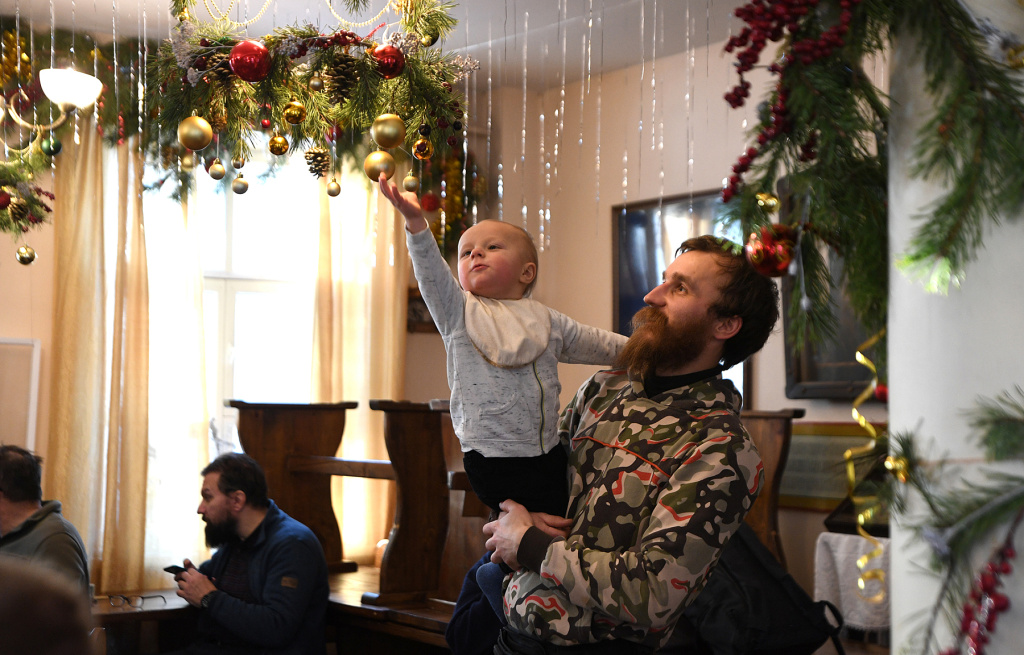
[
  {"x1": 1, "y1": 0, "x2": 475, "y2": 233},
  {"x1": 880, "y1": 386, "x2": 1024, "y2": 655},
  {"x1": 721, "y1": 0, "x2": 1024, "y2": 378}
]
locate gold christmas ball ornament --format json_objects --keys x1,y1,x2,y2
[
  {"x1": 402, "y1": 173, "x2": 420, "y2": 193},
  {"x1": 283, "y1": 99, "x2": 307, "y2": 125},
  {"x1": 231, "y1": 174, "x2": 249, "y2": 194},
  {"x1": 413, "y1": 138, "x2": 434, "y2": 160},
  {"x1": 755, "y1": 192, "x2": 780, "y2": 213},
  {"x1": 326, "y1": 178, "x2": 342, "y2": 197},
  {"x1": 16, "y1": 244, "x2": 36, "y2": 265},
  {"x1": 231, "y1": 157, "x2": 245, "y2": 170},
  {"x1": 419, "y1": 29, "x2": 439, "y2": 47},
  {"x1": 177, "y1": 115, "x2": 214, "y2": 152},
  {"x1": 309, "y1": 74, "x2": 325, "y2": 92},
  {"x1": 371, "y1": 114, "x2": 406, "y2": 149},
  {"x1": 363, "y1": 150, "x2": 397, "y2": 181},
  {"x1": 180, "y1": 153, "x2": 196, "y2": 172},
  {"x1": 209, "y1": 159, "x2": 226, "y2": 180},
  {"x1": 269, "y1": 133, "x2": 289, "y2": 156}
]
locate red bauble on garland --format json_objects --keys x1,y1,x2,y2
[
  {"x1": 372, "y1": 45, "x2": 406, "y2": 79},
  {"x1": 0, "y1": 191, "x2": 11, "y2": 210},
  {"x1": 420, "y1": 192, "x2": 440, "y2": 212},
  {"x1": 744, "y1": 224, "x2": 797, "y2": 277},
  {"x1": 229, "y1": 40, "x2": 273, "y2": 83}
]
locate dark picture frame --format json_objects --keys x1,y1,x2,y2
[
  {"x1": 612, "y1": 191, "x2": 752, "y2": 406},
  {"x1": 777, "y1": 184, "x2": 876, "y2": 399}
]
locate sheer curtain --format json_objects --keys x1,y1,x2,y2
[
  {"x1": 313, "y1": 165, "x2": 410, "y2": 563},
  {"x1": 44, "y1": 127, "x2": 152, "y2": 593}
]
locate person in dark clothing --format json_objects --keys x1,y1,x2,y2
[
  {"x1": 445, "y1": 551, "x2": 506, "y2": 655},
  {"x1": 170, "y1": 452, "x2": 329, "y2": 655},
  {"x1": 0, "y1": 444, "x2": 89, "y2": 593}
]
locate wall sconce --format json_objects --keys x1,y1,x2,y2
[{"x1": 0, "y1": 67, "x2": 103, "y2": 154}]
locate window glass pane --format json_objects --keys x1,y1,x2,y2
[
  {"x1": 229, "y1": 160, "x2": 321, "y2": 281},
  {"x1": 196, "y1": 174, "x2": 228, "y2": 273},
  {"x1": 230, "y1": 288, "x2": 314, "y2": 403}
]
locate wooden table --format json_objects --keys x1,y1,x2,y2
[{"x1": 92, "y1": 589, "x2": 195, "y2": 654}]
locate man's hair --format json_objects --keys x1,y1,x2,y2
[
  {"x1": 677, "y1": 235, "x2": 780, "y2": 368},
  {"x1": 201, "y1": 453, "x2": 270, "y2": 509},
  {"x1": 0, "y1": 559, "x2": 92, "y2": 655},
  {"x1": 0, "y1": 445, "x2": 43, "y2": 503}
]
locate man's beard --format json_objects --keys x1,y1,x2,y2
[
  {"x1": 614, "y1": 306, "x2": 714, "y2": 379},
  {"x1": 204, "y1": 515, "x2": 241, "y2": 548}
]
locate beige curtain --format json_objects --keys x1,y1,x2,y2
[
  {"x1": 312, "y1": 166, "x2": 410, "y2": 563},
  {"x1": 45, "y1": 128, "x2": 151, "y2": 593}
]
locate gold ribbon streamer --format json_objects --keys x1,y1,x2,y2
[{"x1": 846, "y1": 328, "x2": 887, "y2": 604}]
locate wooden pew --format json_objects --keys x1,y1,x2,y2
[{"x1": 234, "y1": 400, "x2": 804, "y2": 653}]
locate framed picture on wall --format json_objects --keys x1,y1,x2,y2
[{"x1": 611, "y1": 191, "x2": 752, "y2": 405}]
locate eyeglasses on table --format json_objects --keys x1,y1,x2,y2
[{"x1": 106, "y1": 594, "x2": 168, "y2": 609}]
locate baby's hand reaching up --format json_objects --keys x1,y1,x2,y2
[{"x1": 379, "y1": 173, "x2": 429, "y2": 233}]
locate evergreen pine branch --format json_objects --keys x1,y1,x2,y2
[
  {"x1": 400, "y1": 0, "x2": 459, "y2": 44},
  {"x1": 968, "y1": 386, "x2": 1024, "y2": 461},
  {"x1": 893, "y1": 0, "x2": 1024, "y2": 291}
]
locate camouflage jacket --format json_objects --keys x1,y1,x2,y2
[{"x1": 503, "y1": 370, "x2": 763, "y2": 648}]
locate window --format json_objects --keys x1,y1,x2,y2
[{"x1": 195, "y1": 150, "x2": 321, "y2": 454}]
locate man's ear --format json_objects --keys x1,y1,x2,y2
[
  {"x1": 228, "y1": 490, "x2": 247, "y2": 512},
  {"x1": 520, "y1": 262, "x2": 537, "y2": 286},
  {"x1": 714, "y1": 315, "x2": 742, "y2": 341}
]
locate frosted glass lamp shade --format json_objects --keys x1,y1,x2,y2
[{"x1": 39, "y1": 68, "x2": 103, "y2": 111}]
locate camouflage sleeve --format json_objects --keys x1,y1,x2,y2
[{"x1": 532, "y1": 425, "x2": 762, "y2": 633}]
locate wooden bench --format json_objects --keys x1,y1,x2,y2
[{"x1": 233, "y1": 400, "x2": 804, "y2": 654}]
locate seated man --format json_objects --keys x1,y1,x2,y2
[
  {"x1": 172, "y1": 452, "x2": 329, "y2": 655},
  {"x1": 0, "y1": 445, "x2": 90, "y2": 593},
  {"x1": 483, "y1": 235, "x2": 780, "y2": 653}
]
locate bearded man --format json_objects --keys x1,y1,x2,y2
[
  {"x1": 482, "y1": 235, "x2": 779, "y2": 654},
  {"x1": 171, "y1": 453, "x2": 329, "y2": 655}
]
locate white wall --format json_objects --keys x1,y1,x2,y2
[{"x1": 889, "y1": 35, "x2": 1024, "y2": 654}]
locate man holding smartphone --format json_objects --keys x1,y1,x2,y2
[{"x1": 167, "y1": 453, "x2": 329, "y2": 655}]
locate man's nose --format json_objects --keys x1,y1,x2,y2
[{"x1": 643, "y1": 283, "x2": 666, "y2": 306}]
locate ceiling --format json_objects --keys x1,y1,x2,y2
[{"x1": 8, "y1": 0, "x2": 743, "y2": 90}]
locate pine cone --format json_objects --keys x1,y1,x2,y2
[
  {"x1": 328, "y1": 53, "x2": 360, "y2": 104},
  {"x1": 208, "y1": 109, "x2": 228, "y2": 133},
  {"x1": 205, "y1": 53, "x2": 233, "y2": 84},
  {"x1": 304, "y1": 146, "x2": 331, "y2": 178}
]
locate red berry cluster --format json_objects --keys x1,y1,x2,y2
[
  {"x1": 426, "y1": 91, "x2": 465, "y2": 149},
  {"x1": 722, "y1": 0, "x2": 861, "y2": 202},
  {"x1": 939, "y1": 542, "x2": 1016, "y2": 655},
  {"x1": 289, "y1": 30, "x2": 363, "y2": 60}
]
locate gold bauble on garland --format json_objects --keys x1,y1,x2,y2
[
  {"x1": 363, "y1": 150, "x2": 396, "y2": 181},
  {"x1": 309, "y1": 74, "x2": 325, "y2": 92},
  {"x1": 283, "y1": 99, "x2": 307, "y2": 125},
  {"x1": 420, "y1": 29, "x2": 439, "y2": 47},
  {"x1": 413, "y1": 138, "x2": 433, "y2": 160},
  {"x1": 371, "y1": 113, "x2": 406, "y2": 149},
  {"x1": 177, "y1": 115, "x2": 214, "y2": 152},
  {"x1": 231, "y1": 174, "x2": 249, "y2": 194},
  {"x1": 269, "y1": 133, "x2": 289, "y2": 156},
  {"x1": 231, "y1": 157, "x2": 245, "y2": 170},
  {"x1": 402, "y1": 173, "x2": 420, "y2": 193},
  {"x1": 756, "y1": 192, "x2": 780, "y2": 213},
  {"x1": 209, "y1": 159, "x2": 226, "y2": 180},
  {"x1": 15, "y1": 244, "x2": 36, "y2": 265},
  {"x1": 180, "y1": 153, "x2": 197, "y2": 172},
  {"x1": 326, "y1": 178, "x2": 341, "y2": 197}
]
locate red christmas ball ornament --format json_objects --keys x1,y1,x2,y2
[
  {"x1": 420, "y1": 192, "x2": 440, "y2": 212},
  {"x1": 874, "y1": 383, "x2": 888, "y2": 403},
  {"x1": 325, "y1": 124, "x2": 344, "y2": 142},
  {"x1": 229, "y1": 40, "x2": 272, "y2": 83},
  {"x1": 372, "y1": 44, "x2": 406, "y2": 79},
  {"x1": 744, "y1": 224, "x2": 796, "y2": 277},
  {"x1": 261, "y1": 118, "x2": 272, "y2": 129},
  {"x1": 0, "y1": 191, "x2": 10, "y2": 210}
]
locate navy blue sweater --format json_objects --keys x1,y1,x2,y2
[{"x1": 197, "y1": 501, "x2": 329, "y2": 654}]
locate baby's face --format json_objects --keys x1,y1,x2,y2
[{"x1": 456, "y1": 222, "x2": 533, "y2": 299}]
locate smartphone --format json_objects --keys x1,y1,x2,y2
[{"x1": 164, "y1": 565, "x2": 187, "y2": 575}]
